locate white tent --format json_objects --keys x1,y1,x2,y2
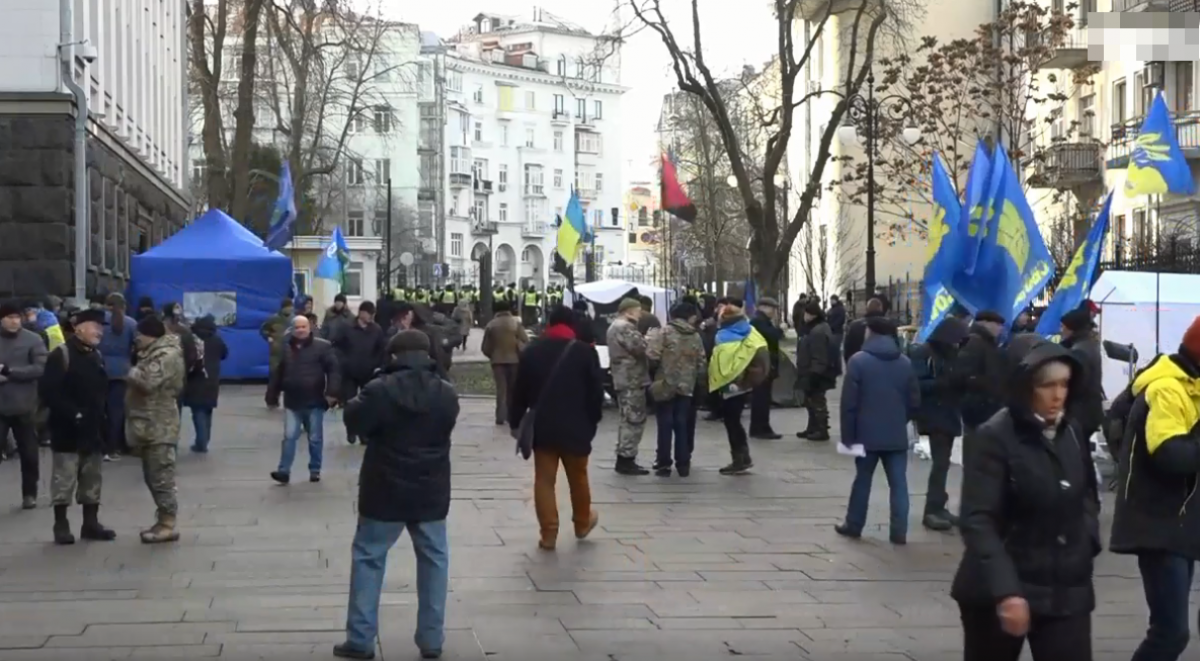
[
  {"x1": 1090, "y1": 270, "x2": 1200, "y2": 399},
  {"x1": 565, "y1": 280, "x2": 676, "y2": 326}
]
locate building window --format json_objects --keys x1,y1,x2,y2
[
  {"x1": 524, "y1": 164, "x2": 544, "y2": 195},
  {"x1": 498, "y1": 86, "x2": 514, "y2": 111},
  {"x1": 473, "y1": 158, "x2": 488, "y2": 180},
  {"x1": 575, "y1": 131, "x2": 602, "y2": 153},
  {"x1": 346, "y1": 60, "x2": 360, "y2": 79},
  {"x1": 348, "y1": 158, "x2": 365, "y2": 185},
  {"x1": 556, "y1": 56, "x2": 566, "y2": 77},
  {"x1": 501, "y1": 125, "x2": 509, "y2": 146},
  {"x1": 498, "y1": 164, "x2": 508, "y2": 191},
  {"x1": 553, "y1": 95, "x2": 565, "y2": 116},
  {"x1": 1078, "y1": 94, "x2": 1094, "y2": 138},
  {"x1": 1133, "y1": 208, "x2": 1150, "y2": 257},
  {"x1": 499, "y1": 202, "x2": 508, "y2": 222},
  {"x1": 473, "y1": 198, "x2": 486, "y2": 221},
  {"x1": 638, "y1": 207, "x2": 648, "y2": 226},
  {"x1": 594, "y1": 245, "x2": 606, "y2": 264},
  {"x1": 593, "y1": 100, "x2": 603, "y2": 120},
  {"x1": 592, "y1": 209, "x2": 603, "y2": 228},
  {"x1": 1113, "y1": 78, "x2": 1127, "y2": 125},
  {"x1": 450, "y1": 146, "x2": 468, "y2": 174},
  {"x1": 522, "y1": 247, "x2": 532, "y2": 263},
  {"x1": 373, "y1": 106, "x2": 393, "y2": 133},
  {"x1": 595, "y1": 173, "x2": 604, "y2": 193},
  {"x1": 375, "y1": 159, "x2": 390, "y2": 184},
  {"x1": 1114, "y1": 213, "x2": 1127, "y2": 260},
  {"x1": 525, "y1": 91, "x2": 536, "y2": 110},
  {"x1": 344, "y1": 262, "x2": 363, "y2": 297},
  {"x1": 346, "y1": 210, "x2": 365, "y2": 236},
  {"x1": 1049, "y1": 108, "x2": 1063, "y2": 143},
  {"x1": 351, "y1": 112, "x2": 367, "y2": 133},
  {"x1": 293, "y1": 270, "x2": 310, "y2": 297},
  {"x1": 553, "y1": 131, "x2": 563, "y2": 151},
  {"x1": 553, "y1": 168, "x2": 563, "y2": 188},
  {"x1": 525, "y1": 198, "x2": 545, "y2": 225},
  {"x1": 474, "y1": 121, "x2": 483, "y2": 142},
  {"x1": 575, "y1": 97, "x2": 586, "y2": 118},
  {"x1": 1176, "y1": 61, "x2": 1194, "y2": 112},
  {"x1": 191, "y1": 159, "x2": 205, "y2": 184},
  {"x1": 472, "y1": 85, "x2": 483, "y2": 103},
  {"x1": 525, "y1": 128, "x2": 535, "y2": 148},
  {"x1": 446, "y1": 72, "x2": 462, "y2": 92},
  {"x1": 450, "y1": 232, "x2": 464, "y2": 257}
]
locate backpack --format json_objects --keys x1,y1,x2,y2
[
  {"x1": 1103, "y1": 355, "x2": 1162, "y2": 459},
  {"x1": 180, "y1": 330, "x2": 207, "y2": 378}
]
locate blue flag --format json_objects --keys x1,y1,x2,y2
[
  {"x1": 1126, "y1": 91, "x2": 1196, "y2": 197},
  {"x1": 315, "y1": 227, "x2": 350, "y2": 286},
  {"x1": 265, "y1": 162, "x2": 297, "y2": 251},
  {"x1": 1036, "y1": 192, "x2": 1112, "y2": 339},
  {"x1": 917, "y1": 152, "x2": 963, "y2": 343},
  {"x1": 958, "y1": 140, "x2": 1003, "y2": 276},
  {"x1": 743, "y1": 278, "x2": 756, "y2": 317}
]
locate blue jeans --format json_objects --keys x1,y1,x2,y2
[
  {"x1": 345, "y1": 517, "x2": 449, "y2": 654},
  {"x1": 843, "y1": 450, "x2": 910, "y2": 537},
  {"x1": 277, "y1": 407, "x2": 325, "y2": 475},
  {"x1": 190, "y1": 407, "x2": 214, "y2": 452},
  {"x1": 654, "y1": 396, "x2": 693, "y2": 468},
  {"x1": 1132, "y1": 551, "x2": 1196, "y2": 661}
]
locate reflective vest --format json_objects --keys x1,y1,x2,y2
[
  {"x1": 524, "y1": 292, "x2": 540, "y2": 307},
  {"x1": 441, "y1": 291, "x2": 457, "y2": 304},
  {"x1": 505, "y1": 288, "x2": 516, "y2": 302},
  {"x1": 392, "y1": 289, "x2": 406, "y2": 301},
  {"x1": 414, "y1": 291, "x2": 429, "y2": 303}
]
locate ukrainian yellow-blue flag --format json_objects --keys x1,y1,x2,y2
[
  {"x1": 957, "y1": 140, "x2": 1004, "y2": 276},
  {"x1": 1036, "y1": 192, "x2": 1112, "y2": 339},
  {"x1": 556, "y1": 189, "x2": 586, "y2": 264},
  {"x1": 916, "y1": 152, "x2": 962, "y2": 343},
  {"x1": 1126, "y1": 91, "x2": 1196, "y2": 197}
]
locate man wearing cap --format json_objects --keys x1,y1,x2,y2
[
  {"x1": 40, "y1": 308, "x2": 114, "y2": 544},
  {"x1": 606, "y1": 298, "x2": 651, "y2": 475},
  {"x1": 0, "y1": 300, "x2": 48, "y2": 509},
  {"x1": 125, "y1": 315, "x2": 187, "y2": 543},
  {"x1": 331, "y1": 302, "x2": 386, "y2": 445},
  {"x1": 748, "y1": 297, "x2": 784, "y2": 440}
]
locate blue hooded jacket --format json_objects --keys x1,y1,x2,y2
[
  {"x1": 841, "y1": 334, "x2": 920, "y2": 452},
  {"x1": 98, "y1": 310, "x2": 138, "y2": 379}
]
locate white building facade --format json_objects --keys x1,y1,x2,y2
[
  {"x1": 419, "y1": 11, "x2": 627, "y2": 289},
  {"x1": 0, "y1": 0, "x2": 190, "y2": 298}
]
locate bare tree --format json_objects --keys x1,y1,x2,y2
[
  {"x1": 793, "y1": 201, "x2": 864, "y2": 301},
  {"x1": 630, "y1": 0, "x2": 918, "y2": 296}
]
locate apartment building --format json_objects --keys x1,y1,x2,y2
[
  {"x1": 0, "y1": 0, "x2": 190, "y2": 298},
  {"x1": 420, "y1": 10, "x2": 627, "y2": 289}
]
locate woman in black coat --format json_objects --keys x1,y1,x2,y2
[
  {"x1": 951, "y1": 340, "x2": 1100, "y2": 661},
  {"x1": 181, "y1": 315, "x2": 228, "y2": 453}
]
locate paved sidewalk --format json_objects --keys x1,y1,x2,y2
[{"x1": 0, "y1": 386, "x2": 1155, "y2": 660}]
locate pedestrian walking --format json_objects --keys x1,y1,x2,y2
[
  {"x1": 646, "y1": 302, "x2": 706, "y2": 477},
  {"x1": 748, "y1": 296, "x2": 784, "y2": 440},
  {"x1": 98, "y1": 294, "x2": 137, "y2": 461},
  {"x1": 826, "y1": 295, "x2": 847, "y2": 352},
  {"x1": 125, "y1": 316, "x2": 186, "y2": 544},
  {"x1": 451, "y1": 297, "x2": 473, "y2": 353},
  {"x1": 795, "y1": 302, "x2": 836, "y2": 441},
  {"x1": 334, "y1": 330, "x2": 458, "y2": 661},
  {"x1": 41, "y1": 309, "x2": 114, "y2": 544},
  {"x1": 481, "y1": 300, "x2": 528, "y2": 425},
  {"x1": 607, "y1": 298, "x2": 651, "y2": 475},
  {"x1": 509, "y1": 306, "x2": 603, "y2": 550},
  {"x1": 260, "y1": 298, "x2": 294, "y2": 375},
  {"x1": 834, "y1": 317, "x2": 919, "y2": 544},
  {"x1": 953, "y1": 340, "x2": 1098, "y2": 660},
  {"x1": 331, "y1": 302, "x2": 386, "y2": 445},
  {"x1": 266, "y1": 315, "x2": 340, "y2": 484},
  {"x1": 1110, "y1": 315, "x2": 1200, "y2": 661},
  {"x1": 181, "y1": 315, "x2": 228, "y2": 453},
  {"x1": 1059, "y1": 308, "x2": 1105, "y2": 443},
  {"x1": 957, "y1": 310, "x2": 1008, "y2": 441},
  {"x1": 908, "y1": 316, "x2": 969, "y2": 532},
  {"x1": 843, "y1": 297, "x2": 885, "y2": 364},
  {"x1": 323, "y1": 293, "x2": 353, "y2": 336},
  {"x1": 0, "y1": 300, "x2": 48, "y2": 509},
  {"x1": 708, "y1": 300, "x2": 769, "y2": 475}
]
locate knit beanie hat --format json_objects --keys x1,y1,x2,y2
[
  {"x1": 1182, "y1": 315, "x2": 1200, "y2": 359},
  {"x1": 137, "y1": 315, "x2": 166, "y2": 339},
  {"x1": 0, "y1": 301, "x2": 22, "y2": 320},
  {"x1": 866, "y1": 316, "x2": 898, "y2": 336},
  {"x1": 1060, "y1": 308, "x2": 1092, "y2": 333},
  {"x1": 388, "y1": 329, "x2": 431, "y2": 356}
]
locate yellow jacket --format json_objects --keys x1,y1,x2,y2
[{"x1": 1132, "y1": 355, "x2": 1200, "y2": 455}]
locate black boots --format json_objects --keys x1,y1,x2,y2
[
  {"x1": 719, "y1": 451, "x2": 754, "y2": 475},
  {"x1": 80, "y1": 504, "x2": 116, "y2": 541},
  {"x1": 614, "y1": 457, "x2": 649, "y2": 476},
  {"x1": 53, "y1": 505, "x2": 74, "y2": 545}
]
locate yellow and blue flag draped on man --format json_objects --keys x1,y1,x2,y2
[
  {"x1": 1036, "y1": 192, "x2": 1112, "y2": 339},
  {"x1": 1126, "y1": 91, "x2": 1196, "y2": 197},
  {"x1": 556, "y1": 189, "x2": 587, "y2": 264},
  {"x1": 708, "y1": 316, "x2": 767, "y2": 394},
  {"x1": 947, "y1": 144, "x2": 1054, "y2": 325},
  {"x1": 916, "y1": 152, "x2": 962, "y2": 343}
]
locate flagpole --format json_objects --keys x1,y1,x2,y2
[{"x1": 1155, "y1": 193, "x2": 1161, "y2": 355}]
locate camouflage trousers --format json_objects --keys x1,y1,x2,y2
[
  {"x1": 140, "y1": 445, "x2": 178, "y2": 518},
  {"x1": 615, "y1": 388, "x2": 647, "y2": 459},
  {"x1": 50, "y1": 452, "x2": 103, "y2": 506}
]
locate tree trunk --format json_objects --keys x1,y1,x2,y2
[
  {"x1": 189, "y1": 0, "x2": 228, "y2": 210},
  {"x1": 748, "y1": 204, "x2": 779, "y2": 299},
  {"x1": 228, "y1": 0, "x2": 266, "y2": 221}
]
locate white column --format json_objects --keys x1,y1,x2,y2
[{"x1": 123, "y1": 0, "x2": 134, "y2": 140}]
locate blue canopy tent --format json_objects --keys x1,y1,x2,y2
[{"x1": 129, "y1": 209, "x2": 292, "y2": 379}]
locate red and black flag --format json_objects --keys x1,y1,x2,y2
[{"x1": 660, "y1": 151, "x2": 696, "y2": 222}]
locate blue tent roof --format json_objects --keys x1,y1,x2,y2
[{"x1": 138, "y1": 209, "x2": 288, "y2": 261}]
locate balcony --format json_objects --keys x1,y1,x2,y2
[
  {"x1": 1112, "y1": 0, "x2": 1168, "y2": 10},
  {"x1": 417, "y1": 187, "x2": 435, "y2": 202},
  {"x1": 1033, "y1": 25, "x2": 1090, "y2": 70},
  {"x1": 449, "y1": 172, "x2": 472, "y2": 188},
  {"x1": 551, "y1": 110, "x2": 571, "y2": 125},
  {"x1": 1107, "y1": 111, "x2": 1200, "y2": 168},
  {"x1": 474, "y1": 178, "x2": 493, "y2": 194},
  {"x1": 523, "y1": 184, "x2": 546, "y2": 197},
  {"x1": 472, "y1": 220, "x2": 499, "y2": 235},
  {"x1": 522, "y1": 222, "x2": 549, "y2": 237},
  {"x1": 576, "y1": 187, "x2": 598, "y2": 200},
  {"x1": 1029, "y1": 143, "x2": 1104, "y2": 189}
]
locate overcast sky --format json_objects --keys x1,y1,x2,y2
[{"x1": 389, "y1": 1, "x2": 776, "y2": 184}]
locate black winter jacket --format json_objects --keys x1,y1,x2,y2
[
  {"x1": 843, "y1": 311, "x2": 883, "y2": 364},
  {"x1": 333, "y1": 321, "x2": 387, "y2": 384},
  {"x1": 957, "y1": 323, "x2": 1007, "y2": 428},
  {"x1": 346, "y1": 353, "x2": 459, "y2": 523},
  {"x1": 41, "y1": 336, "x2": 109, "y2": 454},
  {"x1": 750, "y1": 312, "x2": 783, "y2": 376},
  {"x1": 826, "y1": 302, "x2": 847, "y2": 335},
  {"x1": 952, "y1": 341, "x2": 1099, "y2": 617},
  {"x1": 908, "y1": 317, "x2": 969, "y2": 437},
  {"x1": 509, "y1": 337, "x2": 604, "y2": 457},
  {"x1": 182, "y1": 317, "x2": 228, "y2": 409},
  {"x1": 265, "y1": 335, "x2": 340, "y2": 411},
  {"x1": 1062, "y1": 329, "x2": 1105, "y2": 435}
]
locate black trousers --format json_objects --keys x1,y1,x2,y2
[
  {"x1": 804, "y1": 388, "x2": 829, "y2": 432},
  {"x1": 0, "y1": 413, "x2": 39, "y2": 498},
  {"x1": 961, "y1": 606, "x2": 1091, "y2": 661},
  {"x1": 721, "y1": 394, "x2": 750, "y2": 462},
  {"x1": 748, "y1": 377, "x2": 775, "y2": 434},
  {"x1": 924, "y1": 431, "x2": 956, "y2": 515}
]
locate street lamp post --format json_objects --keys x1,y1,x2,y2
[{"x1": 835, "y1": 73, "x2": 922, "y2": 295}]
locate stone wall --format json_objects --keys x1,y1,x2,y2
[{"x1": 0, "y1": 112, "x2": 186, "y2": 300}]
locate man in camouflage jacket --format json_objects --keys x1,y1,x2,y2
[
  {"x1": 647, "y1": 304, "x2": 707, "y2": 475},
  {"x1": 126, "y1": 316, "x2": 186, "y2": 544},
  {"x1": 605, "y1": 298, "x2": 650, "y2": 475},
  {"x1": 260, "y1": 298, "x2": 294, "y2": 374}
]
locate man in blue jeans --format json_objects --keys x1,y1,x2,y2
[
  {"x1": 834, "y1": 317, "x2": 918, "y2": 545},
  {"x1": 265, "y1": 315, "x2": 339, "y2": 484},
  {"x1": 1110, "y1": 317, "x2": 1200, "y2": 661},
  {"x1": 334, "y1": 330, "x2": 459, "y2": 660}
]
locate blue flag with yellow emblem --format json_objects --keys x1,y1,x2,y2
[
  {"x1": 1126, "y1": 91, "x2": 1195, "y2": 197},
  {"x1": 1036, "y1": 192, "x2": 1112, "y2": 339},
  {"x1": 958, "y1": 140, "x2": 1004, "y2": 276},
  {"x1": 946, "y1": 144, "x2": 1055, "y2": 325},
  {"x1": 916, "y1": 152, "x2": 962, "y2": 343}
]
